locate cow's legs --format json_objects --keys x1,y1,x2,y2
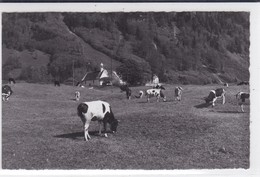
[
  {"x1": 84, "y1": 121, "x2": 91, "y2": 141},
  {"x1": 162, "y1": 95, "x2": 166, "y2": 102},
  {"x1": 239, "y1": 102, "x2": 245, "y2": 112},
  {"x1": 98, "y1": 121, "x2": 103, "y2": 136},
  {"x1": 103, "y1": 121, "x2": 107, "y2": 132},
  {"x1": 241, "y1": 104, "x2": 244, "y2": 112},
  {"x1": 222, "y1": 95, "x2": 225, "y2": 104},
  {"x1": 212, "y1": 97, "x2": 217, "y2": 107}
]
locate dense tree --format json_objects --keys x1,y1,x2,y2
[{"x1": 116, "y1": 60, "x2": 145, "y2": 86}]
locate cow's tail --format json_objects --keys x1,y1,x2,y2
[{"x1": 135, "y1": 91, "x2": 143, "y2": 98}]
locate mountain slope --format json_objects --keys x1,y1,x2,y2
[{"x1": 2, "y1": 12, "x2": 250, "y2": 85}]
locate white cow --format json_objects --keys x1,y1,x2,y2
[
  {"x1": 75, "y1": 91, "x2": 80, "y2": 101},
  {"x1": 235, "y1": 92, "x2": 250, "y2": 112},
  {"x1": 174, "y1": 86, "x2": 183, "y2": 101},
  {"x1": 77, "y1": 100, "x2": 119, "y2": 141},
  {"x1": 205, "y1": 88, "x2": 225, "y2": 107}
]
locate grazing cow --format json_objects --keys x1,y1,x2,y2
[
  {"x1": 77, "y1": 100, "x2": 119, "y2": 141},
  {"x1": 146, "y1": 87, "x2": 166, "y2": 102},
  {"x1": 120, "y1": 85, "x2": 128, "y2": 92},
  {"x1": 174, "y1": 86, "x2": 183, "y2": 101},
  {"x1": 205, "y1": 88, "x2": 225, "y2": 107},
  {"x1": 2, "y1": 85, "x2": 13, "y2": 101},
  {"x1": 54, "y1": 80, "x2": 60, "y2": 87},
  {"x1": 120, "y1": 85, "x2": 131, "y2": 99},
  {"x1": 224, "y1": 83, "x2": 229, "y2": 87},
  {"x1": 75, "y1": 91, "x2": 80, "y2": 101},
  {"x1": 236, "y1": 92, "x2": 250, "y2": 112},
  {"x1": 125, "y1": 87, "x2": 132, "y2": 100},
  {"x1": 135, "y1": 90, "x2": 144, "y2": 99},
  {"x1": 8, "y1": 78, "x2": 16, "y2": 84}
]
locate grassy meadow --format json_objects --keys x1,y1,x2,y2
[{"x1": 1, "y1": 83, "x2": 250, "y2": 169}]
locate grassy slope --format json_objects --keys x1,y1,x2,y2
[{"x1": 2, "y1": 83, "x2": 249, "y2": 169}]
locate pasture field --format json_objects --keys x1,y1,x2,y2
[{"x1": 2, "y1": 83, "x2": 249, "y2": 169}]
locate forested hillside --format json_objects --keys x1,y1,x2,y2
[{"x1": 2, "y1": 12, "x2": 250, "y2": 85}]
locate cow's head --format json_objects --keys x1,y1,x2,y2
[
  {"x1": 235, "y1": 92, "x2": 241, "y2": 100},
  {"x1": 204, "y1": 97, "x2": 210, "y2": 103},
  {"x1": 205, "y1": 91, "x2": 215, "y2": 103},
  {"x1": 105, "y1": 106, "x2": 119, "y2": 133},
  {"x1": 120, "y1": 84, "x2": 129, "y2": 92},
  {"x1": 110, "y1": 119, "x2": 119, "y2": 133}
]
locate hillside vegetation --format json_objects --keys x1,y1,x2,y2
[{"x1": 2, "y1": 12, "x2": 250, "y2": 85}]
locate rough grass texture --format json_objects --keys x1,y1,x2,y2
[{"x1": 2, "y1": 83, "x2": 250, "y2": 169}]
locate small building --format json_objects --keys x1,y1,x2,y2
[
  {"x1": 80, "y1": 63, "x2": 125, "y2": 87},
  {"x1": 81, "y1": 71, "x2": 100, "y2": 86}
]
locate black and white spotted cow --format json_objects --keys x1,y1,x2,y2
[
  {"x1": 77, "y1": 100, "x2": 119, "y2": 141},
  {"x1": 205, "y1": 88, "x2": 225, "y2": 107},
  {"x1": 174, "y1": 86, "x2": 183, "y2": 101},
  {"x1": 236, "y1": 92, "x2": 250, "y2": 112},
  {"x1": 2, "y1": 85, "x2": 13, "y2": 101},
  {"x1": 146, "y1": 86, "x2": 166, "y2": 102},
  {"x1": 75, "y1": 91, "x2": 80, "y2": 101}
]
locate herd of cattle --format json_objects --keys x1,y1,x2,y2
[{"x1": 2, "y1": 79, "x2": 250, "y2": 141}]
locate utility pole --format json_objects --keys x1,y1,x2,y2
[
  {"x1": 72, "y1": 60, "x2": 75, "y2": 86},
  {"x1": 111, "y1": 57, "x2": 113, "y2": 78}
]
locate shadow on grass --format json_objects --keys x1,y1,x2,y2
[
  {"x1": 194, "y1": 102, "x2": 211, "y2": 108},
  {"x1": 216, "y1": 110, "x2": 245, "y2": 114},
  {"x1": 138, "y1": 100, "x2": 174, "y2": 104},
  {"x1": 53, "y1": 130, "x2": 108, "y2": 140}
]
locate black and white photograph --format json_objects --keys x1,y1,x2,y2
[{"x1": 0, "y1": 2, "x2": 260, "y2": 176}]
